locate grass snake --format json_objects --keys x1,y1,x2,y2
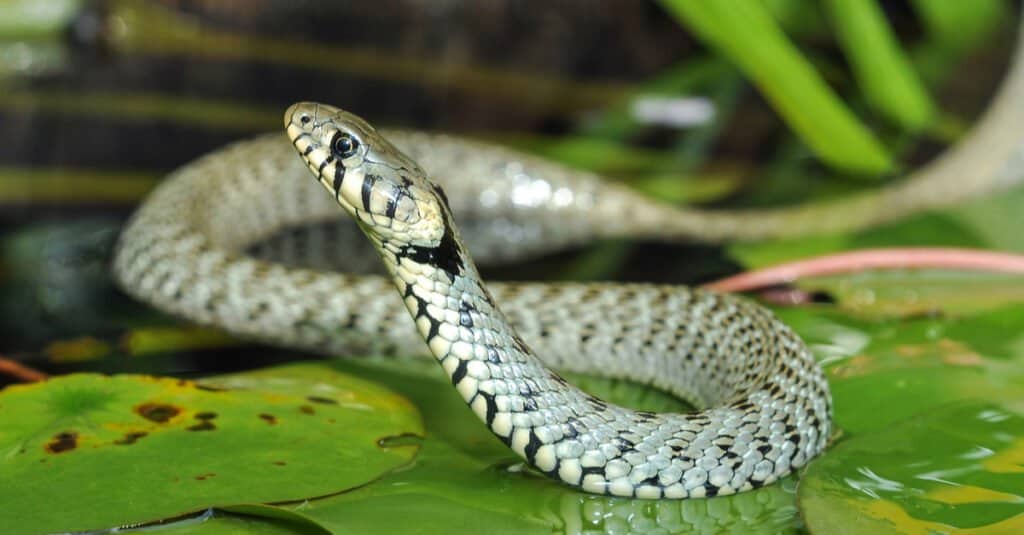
[{"x1": 111, "y1": 36, "x2": 1024, "y2": 498}]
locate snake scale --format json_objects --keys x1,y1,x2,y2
[{"x1": 112, "y1": 31, "x2": 1024, "y2": 498}]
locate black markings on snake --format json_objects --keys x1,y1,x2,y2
[
  {"x1": 400, "y1": 214, "x2": 464, "y2": 278},
  {"x1": 333, "y1": 163, "x2": 346, "y2": 195},
  {"x1": 450, "y1": 358, "x2": 468, "y2": 385},
  {"x1": 406, "y1": 290, "x2": 442, "y2": 340},
  {"x1": 524, "y1": 430, "x2": 543, "y2": 464},
  {"x1": 458, "y1": 301, "x2": 475, "y2": 328},
  {"x1": 361, "y1": 174, "x2": 376, "y2": 211},
  {"x1": 580, "y1": 465, "x2": 605, "y2": 477},
  {"x1": 318, "y1": 154, "x2": 335, "y2": 176},
  {"x1": 478, "y1": 391, "x2": 497, "y2": 425}
]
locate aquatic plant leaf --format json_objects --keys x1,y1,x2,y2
[
  {"x1": 912, "y1": 0, "x2": 1008, "y2": 55},
  {"x1": 777, "y1": 304, "x2": 1024, "y2": 435},
  {"x1": 659, "y1": 0, "x2": 893, "y2": 174},
  {"x1": 824, "y1": 0, "x2": 935, "y2": 130},
  {"x1": 128, "y1": 508, "x2": 327, "y2": 535},
  {"x1": 799, "y1": 402, "x2": 1024, "y2": 534},
  {"x1": 0, "y1": 367, "x2": 422, "y2": 534},
  {"x1": 792, "y1": 271, "x2": 1024, "y2": 317},
  {"x1": 238, "y1": 358, "x2": 802, "y2": 534}
]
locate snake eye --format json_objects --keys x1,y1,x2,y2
[{"x1": 331, "y1": 132, "x2": 360, "y2": 159}]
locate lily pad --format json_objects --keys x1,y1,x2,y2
[
  {"x1": 799, "y1": 402, "x2": 1024, "y2": 534},
  {"x1": 790, "y1": 271, "x2": 1024, "y2": 317},
  {"x1": 236, "y1": 358, "x2": 803, "y2": 534},
  {"x1": 0, "y1": 367, "x2": 422, "y2": 534},
  {"x1": 118, "y1": 508, "x2": 328, "y2": 535},
  {"x1": 777, "y1": 304, "x2": 1024, "y2": 434}
]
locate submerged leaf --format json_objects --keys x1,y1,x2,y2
[{"x1": 0, "y1": 367, "x2": 422, "y2": 534}]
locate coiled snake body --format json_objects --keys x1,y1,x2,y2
[
  {"x1": 113, "y1": 102, "x2": 832, "y2": 499},
  {"x1": 112, "y1": 27, "x2": 1024, "y2": 498}
]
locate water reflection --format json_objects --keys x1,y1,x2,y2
[{"x1": 557, "y1": 479, "x2": 800, "y2": 534}]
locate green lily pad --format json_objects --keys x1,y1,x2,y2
[
  {"x1": 234, "y1": 358, "x2": 803, "y2": 534},
  {"x1": 777, "y1": 304, "x2": 1024, "y2": 434},
  {"x1": 123, "y1": 508, "x2": 328, "y2": 535},
  {"x1": 0, "y1": 367, "x2": 422, "y2": 534},
  {"x1": 791, "y1": 271, "x2": 1024, "y2": 317},
  {"x1": 798, "y1": 402, "x2": 1024, "y2": 534}
]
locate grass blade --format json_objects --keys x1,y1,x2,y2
[{"x1": 659, "y1": 0, "x2": 893, "y2": 175}]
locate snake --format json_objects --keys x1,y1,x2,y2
[
  {"x1": 113, "y1": 100, "x2": 833, "y2": 500},
  {"x1": 110, "y1": 27, "x2": 1024, "y2": 499}
]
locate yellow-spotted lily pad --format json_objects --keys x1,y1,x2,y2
[
  {"x1": 799, "y1": 402, "x2": 1024, "y2": 534},
  {"x1": 0, "y1": 365, "x2": 422, "y2": 534}
]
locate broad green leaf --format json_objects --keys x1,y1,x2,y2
[
  {"x1": 659, "y1": 0, "x2": 893, "y2": 174},
  {"x1": 776, "y1": 304, "x2": 1024, "y2": 434},
  {"x1": 791, "y1": 271, "x2": 1024, "y2": 317},
  {"x1": 0, "y1": 367, "x2": 422, "y2": 534},
  {"x1": 244, "y1": 358, "x2": 802, "y2": 534},
  {"x1": 824, "y1": 0, "x2": 935, "y2": 130},
  {"x1": 799, "y1": 402, "x2": 1024, "y2": 534}
]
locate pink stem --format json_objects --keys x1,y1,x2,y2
[
  {"x1": 0, "y1": 356, "x2": 48, "y2": 383},
  {"x1": 703, "y1": 247, "x2": 1024, "y2": 293}
]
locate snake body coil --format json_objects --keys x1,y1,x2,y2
[
  {"x1": 113, "y1": 102, "x2": 832, "y2": 499},
  {"x1": 112, "y1": 26, "x2": 1024, "y2": 498}
]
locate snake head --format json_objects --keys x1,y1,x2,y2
[{"x1": 284, "y1": 102, "x2": 447, "y2": 248}]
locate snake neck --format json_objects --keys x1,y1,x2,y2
[{"x1": 371, "y1": 210, "x2": 602, "y2": 460}]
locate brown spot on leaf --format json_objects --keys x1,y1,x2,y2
[
  {"x1": 136, "y1": 403, "x2": 181, "y2": 423},
  {"x1": 114, "y1": 432, "x2": 148, "y2": 445},
  {"x1": 45, "y1": 431, "x2": 78, "y2": 454},
  {"x1": 187, "y1": 411, "x2": 218, "y2": 431},
  {"x1": 259, "y1": 413, "x2": 277, "y2": 424},
  {"x1": 195, "y1": 473, "x2": 216, "y2": 481},
  {"x1": 188, "y1": 421, "x2": 215, "y2": 431},
  {"x1": 299, "y1": 405, "x2": 315, "y2": 415},
  {"x1": 273, "y1": 461, "x2": 287, "y2": 466},
  {"x1": 307, "y1": 396, "x2": 337, "y2": 405}
]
